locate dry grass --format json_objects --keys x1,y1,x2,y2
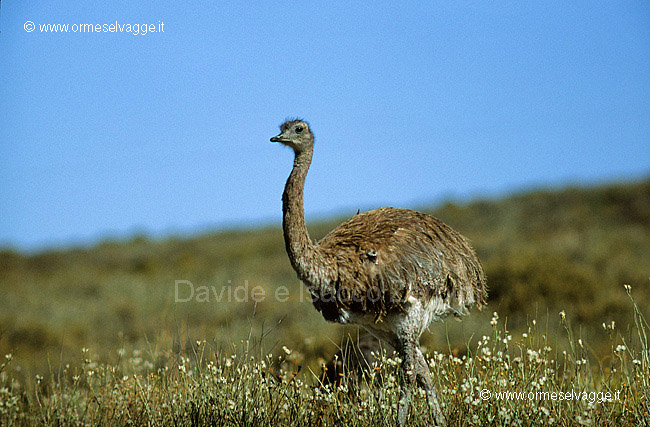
[{"x1": 1, "y1": 286, "x2": 648, "y2": 426}]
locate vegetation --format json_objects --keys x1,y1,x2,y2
[{"x1": 1, "y1": 178, "x2": 649, "y2": 425}]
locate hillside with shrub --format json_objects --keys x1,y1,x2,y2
[{"x1": 0, "y1": 179, "x2": 649, "y2": 425}]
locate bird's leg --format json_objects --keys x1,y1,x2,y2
[
  {"x1": 414, "y1": 348, "x2": 446, "y2": 426},
  {"x1": 396, "y1": 342, "x2": 416, "y2": 426}
]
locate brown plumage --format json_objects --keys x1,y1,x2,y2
[{"x1": 272, "y1": 119, "x2": 487, "y2": 426}]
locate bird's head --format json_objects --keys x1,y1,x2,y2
[{"x1": 270, "y1": 119, "x2": 314, "y2": 153}]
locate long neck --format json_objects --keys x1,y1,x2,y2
[{"x1": 282, "y1": 147, "x2": 331, "y2": 285}]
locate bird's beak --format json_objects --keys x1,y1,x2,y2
[{"x1": 270, "y1": 135, "x2": 288, "y2": 143}]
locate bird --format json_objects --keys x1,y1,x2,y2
[{"x1": 271, "y1": 119, "x2": 487, "y2": 426}]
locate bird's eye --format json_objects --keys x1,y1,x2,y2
[{"x1": 295, "y1": 126, "x2": 303, "y2": 134}]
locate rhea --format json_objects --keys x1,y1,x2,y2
[{"x1": 271, "y1": 119, "x2": 487, "y2": 426}]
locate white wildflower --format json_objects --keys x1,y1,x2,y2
[{"x1": 490, "y1": 312, "x2": 499, "y2": 325}]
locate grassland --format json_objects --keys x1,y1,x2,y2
[{"x1": 1, "y1": 178, "x2": 649, "y2": 425}]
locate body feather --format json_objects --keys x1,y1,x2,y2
[{"x1": 313, "y1": 207, "x2": 487, "y2": 324}]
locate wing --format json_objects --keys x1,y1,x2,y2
[{"x1": 316, "y1": 207, "x2": 487, "y2": 321}]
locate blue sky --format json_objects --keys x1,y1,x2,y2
[{"x1": 1, "y1": 1, "x2": 649, "y2": 251}]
